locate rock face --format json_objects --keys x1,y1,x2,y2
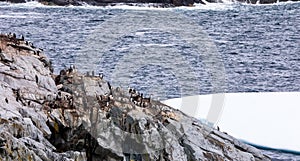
[{"x1": 0, "y1": 34, "x2": 271, "y2": 161}]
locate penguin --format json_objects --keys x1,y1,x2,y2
[
  {"x1": 69, "y1": 65, "x2": 75, "y2": 72},
  {"x1": 35, "y1": 75, "x2": 39, "y2": 84},
  {"x1": 99, "y1": 73, "x2": 103, "y2": 79},
  {"x1": 139, "y1": 93, "x2": 144, "y2": 106},
  {"x1": 72, "y1": 65, "x2": 76, "y2": 72},
  {"x1": 12, "y1": 33, "x2": 16, "y2": 38},
  {"x1": 5, "y1": 98, "x2": 8, "y2": 104},
  {"x1": 20, "y1": 35, "x2": 24, "y2": 41},
  {"x1": 60, "y1": 69, "x2": 67, "y2": 76},
  {"x1": 68, "y1": 65, "x2": 73, "y2": 74},
  {"x1": 106, "y1": 96, "x2": 110, "y2": 107},
  {"x1": 28, "y1": 41, "x2": 34, "y2": 48},
  {"x1": 56, "y1": 91, "x2": 62, "y2": 101},
  {"x1": 107, "y1": 82, "x2": 112, "y2": 91},
  {"x1": 142, "y1": 94, "x2": 152, "y2": 107},
  {"x1": 12, "y1": 88, "x2": 21, "y2": 103}
]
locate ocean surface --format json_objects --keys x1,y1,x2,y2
[{"x1": 0, "y1": 1, "x2": 299, "y2": 160}]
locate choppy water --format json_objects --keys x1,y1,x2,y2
[{"x1": 0, "y1": 1, "x2": 299, "y2": 160}]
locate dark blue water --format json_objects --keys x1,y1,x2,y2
[{"x1": 0, "y1": 2, "x2": 299, "y2": 160}]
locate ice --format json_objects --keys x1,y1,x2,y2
[{"x1": 162, "y1": 92, "x2": 300, "y2": 152}]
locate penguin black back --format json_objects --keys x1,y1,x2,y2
[
  {"x1": 35, "y1": 75, "x2": 38, "y2": 84},
  {"x1": 107, "y1": 82, "x2": 111, "y2": 90}
]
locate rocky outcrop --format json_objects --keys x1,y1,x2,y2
[{"x1": 0, "y1": 33, "x2": 271, "y2": 161}]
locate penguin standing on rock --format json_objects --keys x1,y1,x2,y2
[
  {"x1": 99, "y1": 73, "x2": 103, "y2": 79},
  {"x1": 35, "y1": 75, "x2": 39, "y2": 84},
  {"x1": 68, "y1": 65, "x2": 73, "y2": 74},
  {"x1": 107, "y1": 82, "x2": 111, "y2": 91},
  {"x1": 107, "y1": 82, "x2": 112, "y2": 95},
  {"x1": 16, "y1": 89, "x2": 21, "y2": 102},
  {"x1": 20, "y1": 35, "x2": 24, "y2": 41}
]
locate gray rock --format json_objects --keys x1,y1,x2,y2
[{"x1": 0, "y1": 34, "x2": 271, "y2": 161}]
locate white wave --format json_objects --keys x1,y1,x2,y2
[
  {"x1": 162, "y1": 92, "x2": 300, "y2": 153},
  {"x1": 0, "y1": 10, "x2": 44, "y2": 19},
  {"x1": 193, "y1": 2, "x2": 237, "y2": 10},
  {"x1": 0, "y1": 15, "x2": 27, "y2": 18},
  {"x1": 1, "y1": 0, "x2": 298, "y2": 11},
  {"x1": 0, "y1": 14, "x2": 43, "y2": 19},
  {"x1": 0, "y1": 1, "x2": 241, "y2": 11},
  {"x1": 239, "y1": 0, "x2": 300, "y2": 6},
  {"x1": 0, "y1": 1, "x2": 49, "y2": 9}
]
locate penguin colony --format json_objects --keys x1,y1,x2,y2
[
  {"x1": 128, "y1": 88, "x2": 152, "y2": 107},
  {"x1": 0, "y1": 33, "x2": 53, "y2": 72}
]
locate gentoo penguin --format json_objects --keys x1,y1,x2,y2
[
  {"x1": 107, "y1": 82, "x2": 112, "y2": 91},
  {"x1": 20, "y1": 35, "x2": 24, "y2": 41},
  {"x1": 68, "y1": 65, "x2": 73, "y2": 74},
  {"x1": 139, "y1": 93, "x2": 144, "y2": 106},
  {"x1": 56, "y1": 91, "x2": 62, "y2": 101},
  {"x1": 16, "y1": 89, "x2": 20, "y2": 102},
  {"x1": 142, "y1": 94, "x2": 152, "y2": 107},
  {"x1": 69, "y1": 65, "x2": 75, "y2": 73},
  {"x1": 99, "y1": 73, "x2": 103, "y2": 79},
  {"x1": 5, "y1": 98, "x2": 8, "y2": 104},
  {"x1": 8, "y1": 32, "x2": 13, "y2": 38}
]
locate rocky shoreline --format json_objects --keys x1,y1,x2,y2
[
  {"x1": 0, "y1": 34, "x2": 271, "y2": 160},
  {"x1": 0, "y1": 0, "x2": 299, "y2": 7}
]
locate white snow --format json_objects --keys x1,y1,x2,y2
[{"x1": 162, "y1": 92, "x2": 300, "y2": 152}]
